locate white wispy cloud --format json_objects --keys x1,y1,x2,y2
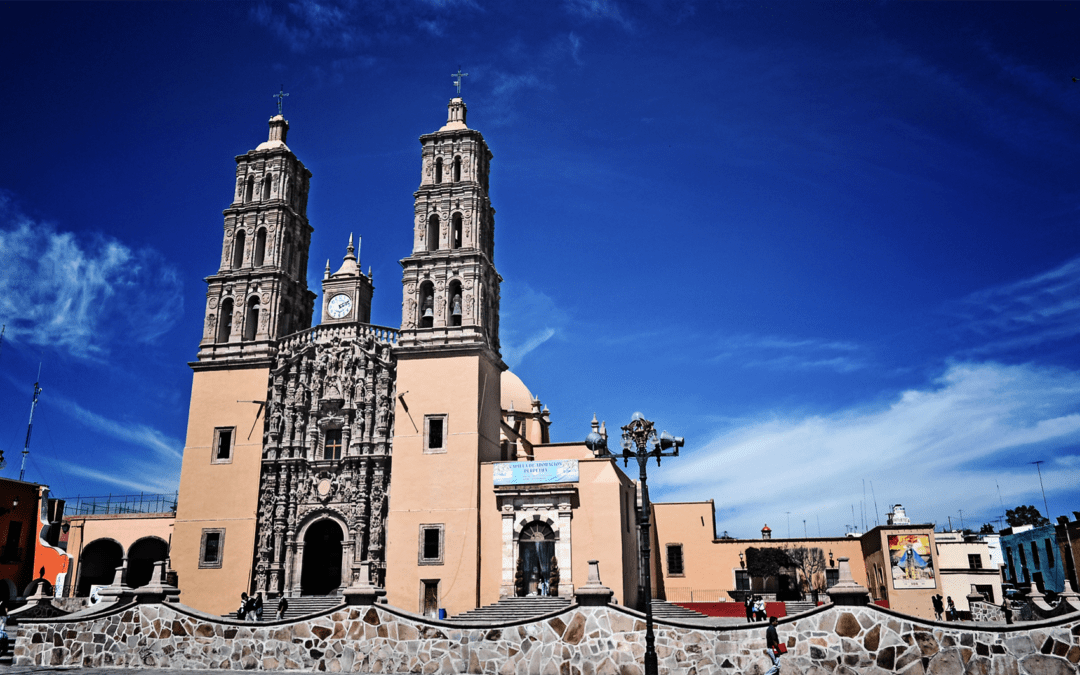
[
  {"x1": 653, "y1": 362, "x2": 1080, "y2": 537},
  {"x1": 500, "y1": 282, "x2": 568, "y2": 369},
  {"x1": 563, "y1": 0, "x2": 633, "y2": 31},
  {"x1": 711, "y1": 334, "x2": 867, "y2": 373},
  {"x1": 0, "y1": 193, "x2": 183, "y2": 361},
  {"x1": 951, "y1": 255, "x2": 1080, "y2": 355},
  {"x1": 56, "y1": 460, "x2": 178, "y2": 494},
  {"x1": 56, "y1": 395, "x2": 183, "y2": 462}
]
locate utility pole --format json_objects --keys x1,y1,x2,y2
[
  {"x1": 1031, "y1": 461, "x2": 1051, "y2": 521},
  {"x1": 20, "y1": 362, "x2": 43, "y2": 481}
]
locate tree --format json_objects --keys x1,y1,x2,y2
[
  {"x1": 786, "y1": 547, "x2": 827, "y2": 599},
  {"x1": 979, "y1": 523, "x2": 996, "y2": 534},
  {"x1": 1006, "y1": 505, "x2": 1049, "y2": 528},
  {"x1": 745, "y1": 547, "x2": 793, "y2": 579}
]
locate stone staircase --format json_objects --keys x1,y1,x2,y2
[
  {"x1": 783, "y1": 601, "x2": 818, "y2": 616},
  {"x1": 447, "y1": 596, "x2": 571, "y2": 623},
  {"x1": 224, "y1": 595, "x2": 344, "y2": 621},
  {"x1": 650, "y1": 600, "x2": 711, "y2": 620}
]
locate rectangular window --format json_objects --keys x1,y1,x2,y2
[
  {"x1": 324, "y1": 429, "x2": 343, "y2": 460},
  {"x1": 975, "y1": 584, "x2": 995, "y2": 603},
  {"x1": 968, "y1": 554, "x2": 983, "y2": 570},
  {"x1": 212, "y1": 427, "x2": 234, "y2": 463},
  {"x1": 1004, "y1": 546, "x2": 1013, "y2": 581},
  {"x1": 735, "y1": 569, "x2": 750, "y2": 591},
  {"x1": 1030, "y1": 541, "x2": 1040, "y2": 568},
  {"x1": 418, "y1": 524, "x2": 444, "y2": 565},
  {"x1": 666, "y1": 544, "x2": 684, "y2": 576},
  {"x1": 425, "y1": 415, "x2": 447, "y2": 453},
  {"x1": 826, "y1": 568, "x2": 840, "y2": 589},
  {"x1": 199, "y1": 528, "x2": 225, "y2": 568},
  {"x1": 1045, "y1": 539, "x2": 1055, "y2": 568},
  {"x1": 1018, "y1": 546, "x2": 1029, "y2": 581},
  {"x1": 0, "y1": 521, "x2": 23, "y2": 563}
]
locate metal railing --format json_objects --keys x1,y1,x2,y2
[
  {"x1": 662, "y1": 588, "x2": 729, "y2": 603},
  {"x1": 62, "y1": 492, "x2": 178, "y2": 516}
]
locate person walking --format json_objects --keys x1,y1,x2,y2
[
  {"x1": 276, "y1": 595, "x2": 288, "y2": 621},
  {"x1": 754, "y1": 596, "x2": 767, "y2": 622},
  {"x1": 1002, "y1": 600, "x2": 1013, "y2": 625},
  {"x1": 946, "y1": 597, "x2": 957, "y2": 622},
  {"x1": 744, "y1": 595, "x2": 754, "y2": 622},
  {"x1": 932, "y1": 595, "x2": 943, "y2": 621},
  {"x1": 254, "y1": 592, "x2": 264, "y2": 621},
  {"x1": 764, "y1": 616, "x2": 782, "y2": 675},
  {"x1": 237, "y1": 592, "x2": 249, "y2": 621}
]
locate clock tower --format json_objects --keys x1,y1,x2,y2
[{"x1": 320, "y1": 234, "x2": 374, "y2": 325}]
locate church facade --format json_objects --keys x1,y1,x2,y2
[{"x1": 169, "y1": 98, "x2": 642, "y2": 617}]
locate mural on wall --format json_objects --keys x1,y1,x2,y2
[{"x1": 889, "y1": 534, "x2": 935, "y2": 589}]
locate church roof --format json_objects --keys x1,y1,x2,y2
[
  {"x1": 332, "y1": 234, "x2": 360, "y2": 277},
  {"x1": 501, "y1": 370, "x2": 534, "y2": 413}
]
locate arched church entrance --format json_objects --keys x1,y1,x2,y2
[
  {"x1": 77, "y1": 539, "x2": 123, "y2": 597},
  {"x1": 301, "y1": 519, "x2": 344, "y2": 595},
  {"x1": 127, "y1": 536, "x2": 169, "y2": 588},
  {"x1": 517, "y1": 522, "x2": 556, "y2": 596}
]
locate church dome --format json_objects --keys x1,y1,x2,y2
[{"x1": 501, "y1": 370, "x2": 533, "y2": 412}]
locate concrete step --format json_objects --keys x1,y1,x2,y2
[
  {"x1": 448, "y1": 596, "x2": 571, "y2": 623},
  {"x1": 784, "y1": 601, "x2": 818, "y2": 615},
  {"x1": 651, "y1": 600, "x2": 711, "y2": 619},
  {"x1": 223, "y1": 595, "x2": 343, "y2": 621}
]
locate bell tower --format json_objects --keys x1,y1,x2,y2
[
  {"x1": 173, "y1": 113, "x2": 316, "y2": 615},
  {"x1": 195, "y1": 114, "x2": 316, "y2": 365},
  {"x1": 398, "y1": 97, "x2": 500, "y2": 354},
  {"x1": 386, "y1": 97, "x2": 505, "y2": 615}
]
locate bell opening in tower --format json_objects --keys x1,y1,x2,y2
[
  {"x1": 419, "y1": 282, "x2": 435, "y2": 328},
  {"x1": 448, "y1": 280, "x2": 462, "y2": 327}
]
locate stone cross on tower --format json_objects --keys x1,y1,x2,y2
[
  {"x1": 273, "y1": 85, "x2": 289, "y2": 115},
  {"x1": 452, "y1": 67, "x2": 468, "y2": 95}
]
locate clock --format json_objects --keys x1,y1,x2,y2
[{"x1": 327, "y1": 293, "x2": 352, "y2": 319}]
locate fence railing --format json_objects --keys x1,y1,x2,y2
[
  {"x1": 662, "y1": 588, "x2": 730, "y2": 603},
  {"x1": 61, "y1": 492, "x2": 178, "y2": 516}
]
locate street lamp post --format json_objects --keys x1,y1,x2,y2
[{"x1": 586, "y1": 412, "x2": 683, "y2": 675}]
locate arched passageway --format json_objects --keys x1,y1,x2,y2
[
  {"x1": 127, "y1": 537, "x2": 168, "y2": 588},
  {"x1": 77, "y1": 539, "x2": 123, "y2": 597},
  {"x1": 301, "y1": 520, "x2": 344, "y2": 595},
  {"x1": 517, "y1": 522, "x2": 556, "y2": 596}
]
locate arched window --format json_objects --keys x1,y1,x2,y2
[
  {"x1": 262, "y1": 174, "x2": 272, "y2": 201},
  {"x1": 419, "y1": 281, "x2": 435, "y2": 329},
  {"x1": 245, "y1": 175, "x2": 255, "y2": 203},
  {"x1": 435, "y1": 157, "x2": 443, "y2": 184},
  {"x1": 448, "y1": 280, "x2": 463, "y2": 327},
  {"x1": 453, "y1": 156, "x2": 462, "y2": 182},
  {"x1": 427, "y1": 214, "x2": 440, "y2": 252},
  {"x1": 244, "y1": 296, "x2": 260, "y2": 341},
  {"x1": 253, "y1": 228, "x2": 267, "y2": 267},
  {"x1": 232, "y1": 230, "x2": 246, "y2": 268},
  {"x1": 278, "y1": 300, "x2": 291, "y2": 337},
  {"x1": 451, "y1": 213, "x2": 463, "y2": 249},
  {"x1": 218, "y1": 298, "x2": 233, "y2": 342}
]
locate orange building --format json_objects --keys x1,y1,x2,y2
[{"x1": 0, "y1": 477, "x2": 71, "y2": 603}]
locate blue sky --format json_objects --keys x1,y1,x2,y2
[{"x1": 1, "y1": 1, "x2": 1078, "y2": 538}]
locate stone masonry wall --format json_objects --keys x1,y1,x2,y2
[{"x1": 13, "y1": 601, "x2": 1080, "y2": 675}]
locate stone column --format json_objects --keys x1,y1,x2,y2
[
  {"x1": 557, "y1": 501, "x2": 574, "y2": 595},
  {"x1": 500, "y1": 504, "x2": 516, "y2": 597}
]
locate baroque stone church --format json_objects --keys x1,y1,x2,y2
[{"x1": 169, "y1": 98, "x2": 642, "y2": 617}]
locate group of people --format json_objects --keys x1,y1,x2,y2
[
  {"x1": 931, "y1": 595, "x2": 959, "y2": 622},
  {"x1": 743, "y1": 594, "x2": 768, "y2": 622},
  {"x1": 237, "y1": 592, "x2": 289, "y2": 622}
]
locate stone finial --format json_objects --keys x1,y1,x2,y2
[
  {"x1": 574, "y1": 560, "x2": 613, "y2": 606},
  {"x1": 343, "y1": 561, "x2": 387, "y2": 606},
  {"x1": 324, "y1": 259, "x2": 331, "y2": 279},
  {"x1": 825, "y1": 557, "x2": 870, "y2": 606},
  {"x1": 97, "y1": 557, "x2": 136, "y2": 604}
]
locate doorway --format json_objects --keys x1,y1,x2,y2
[
  {"x1": 517, "y1": 522, "x2": 555, "y2": 596},
  {"x1": 77, "y1": 539, "x2": 124, "y2": 597},
  {"x1": 301, "y1": 519, "x2": 344, "y2": 595},
  {"x1": 422, "y1": 580, "x2": 439, "y2": 617}
]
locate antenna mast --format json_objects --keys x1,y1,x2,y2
[{"x1": 20, "y1": 362, "x2": 43, "y2": 481}]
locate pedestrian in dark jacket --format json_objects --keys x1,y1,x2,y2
[
  {"x1": 744, "y1": 596, "x2": 754, "y2": 622},
  {"x1": 764, "y1": 616, "x2": 781, "y2": 675}
]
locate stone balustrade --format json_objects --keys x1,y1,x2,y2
[{"x1": 11, "y1": 598, "x2": 1080, "y2": 674}]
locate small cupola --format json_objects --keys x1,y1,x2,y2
[
  {"x1": 439, "y1": 98, "x2": 468, "y2": 131},
  {"x1": 761, "y1": 524, "x2": 772, "y2": 540},
  {"x1": 257, "y1": 115, "x2": 290, "y2": 151}
]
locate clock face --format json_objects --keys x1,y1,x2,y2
[{"x1": 327, "y1": 293, "x2": 352, "y2": 319}]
